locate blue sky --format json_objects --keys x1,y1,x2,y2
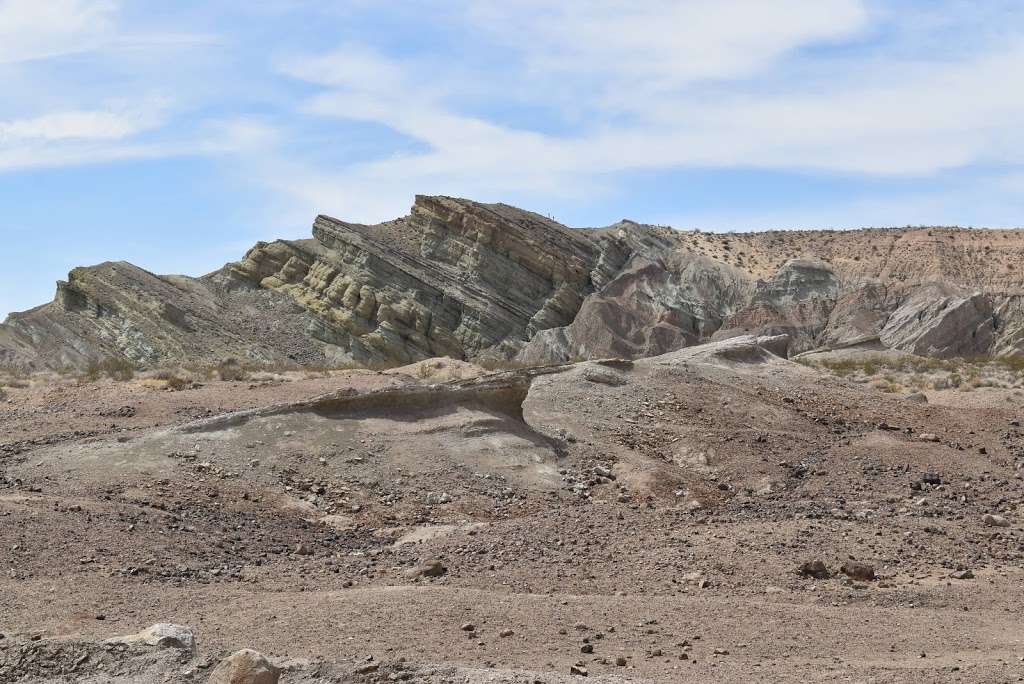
[{"x1": 3, "y1": 1, "x2": 1024, "y2": 317}]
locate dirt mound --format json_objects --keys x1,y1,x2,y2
[{"x1": 386, "y1": 357, "x2": 488, "y2": 382}]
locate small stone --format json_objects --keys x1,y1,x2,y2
[
  {"x1": 713, "y1": 648, "x2": 730, "y2": 655},
  {"x1": 294, "y1": 543, "x2": 313, "y2": 556},
  {"x1": 581, "y1": 644, "x2": 594, "y2": 654},
  {"x1": 499, "y1": 629, "x2": 514, "y2": 638},
  {"x1": 951, "y1": 569, "x2": 975, "y2": 580},
  {"x1": 840, "y1": 561, "x2": 875, "y2": 581},
  {"x1": 798, "y1": 560, "x2": 830, "y2": 579},
  {"x1": 905, "y1": 392, "x2": 928, "y2": 404},
  {"x1": 405, "y1": 560, "x2": 446, "y2": 579},
  {"x1": 615, "y1": 656, "x2": 627, "y2": 666},
  {"x1": 982, "y1": 514, "x2": 1010, "y2": 527},
  {"x1": 355, "y1": 663, "x2": 379, "y2": 675},
  {"x1": 207, "y1": 648, "x2": 280, "y2": 684},
  {"x1": 460, "y1": 623, "x2": 475, "y2": 632},
  {"x1": 918, "y1": 433, "x2": 940, "y2": 442},
  {"x1": 569, "y1": 665, "x2": 588, "y2": 677}
]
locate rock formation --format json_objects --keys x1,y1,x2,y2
[{"x1": 2, "y1": 195, "x2": 1024, "y2": 370}]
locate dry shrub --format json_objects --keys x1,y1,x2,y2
[
  {"x1": 416, "y1": 362, "x2": 433, "y2": 380},
  {"x1": 84, "y1": 357, "x2": 136, "y2": 382},
  {"x1": 148, "y1": 367, "x2": 192, "y2": 391},
  {"x1": 215, "y1": 358, "x2": 249, "y2": 382}
]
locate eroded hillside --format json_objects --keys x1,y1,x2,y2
[{"x1": 3, "y1": 196, "x2": 1024, "y2": 371}]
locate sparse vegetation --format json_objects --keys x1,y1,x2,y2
[
  {"x1": 83, "y1": 357, "x2": 136, "y2": 382},
  {"x1": 803, "y1": 352, "x2": 1024, "y2": 392},
  {"x1": 214, "y1": 358, "x2": 249, "y2": 382}
]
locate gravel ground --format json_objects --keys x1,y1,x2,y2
[{"x1": 2, "y1": 338, "x2": 1023, "y2": 682}]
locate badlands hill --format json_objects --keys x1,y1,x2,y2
[{"x1": 2, "y1": 195, "x2": 1024, "y2": 371}]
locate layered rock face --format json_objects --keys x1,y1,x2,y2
[{"x1": 2, "y1": 196, "x2": 1024, "y2": 370}]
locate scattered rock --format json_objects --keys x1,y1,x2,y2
[
  {"x1": 982, "y1": 514, "x2": 1010, "y2": 527},
  {"x1": 798, "y1": 560, "x2": 830, "y2": 579},
  {"x1": 569, "y1": 664, "x2": 588, "y2": 676},
  {"x1": 904, "y1": 392, "x2": 928, "y2": 404},
  {"x1": 918, "y1": 433, "x2": 941, "y2": 443},
  {"x1": 405, "y1": 560, "x2": 446, "y2": 579},
  {"x1": 208, "y1": 649, "x2": 280, "y2": 684},
  {"x1": 425, "y1": 492, "x2": 453, "y2": 505},
  {"x1": 840, "y1": 561, "x2": 875, "y2": 581},
  {"x1": 582, "y1": 368, "x2": 627, "y2": 386},
  {"x1": 105, "y1": 623, "x2": 195, "y2": 654}
]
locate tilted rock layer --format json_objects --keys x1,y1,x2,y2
[{"x1": 3, "y1": 195, "x2": 1024, "y2": 370}]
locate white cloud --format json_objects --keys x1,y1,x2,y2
[
  {"x1": 0, "y1": 111, "x2": 277, "y2": 172},
  {"x1": 466, "y1": 0, "x2": 868, "y2": 94},
  {"x1": 263, "y1": 1, "x2": 1024, "y2": 224},
  {"x1": 0, "y1": 0, "x2": 117, "y2": 64},
  {"x1": 0, "y1": 107, "x2": 161, "y2": 141}
]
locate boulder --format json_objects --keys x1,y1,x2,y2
[
  {"x1": 208, "y1": 649, "x2": 280, "y2": 684},
  {"x1": 840, "y1": 561, "x2": 875, "y2": 581},
  {"x1": 405, "y1": 559, "x2": 447, "y2": 579},
  {"x1": 798, "y1": 560, "x2": 830, "y2": 579},
  {"x1": 982, "y1": 514, "x2": 1010, "y2": 528},
  {"x1": 105, "y1": 623, "x2": 195, "y2": 654}
]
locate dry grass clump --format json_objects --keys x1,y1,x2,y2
[
  {"x1": 83, "y1": 357, "x2": 136, "y2": 383},
  {"x1": 808, "y1": 352, "x2": 1024, "y2": 392},
  {"x1": 476, "y1": 355, "x2": 586, "y2": 372},
  {"x1": 139, "y1": 368, "x2": 194, "y2": 391},
  {"x1": 213, "y1": 358, "x2": 249, "y2": 382}
]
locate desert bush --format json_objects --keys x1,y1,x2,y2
[
  {"x1": 147, "y1": 367, "x2": 193, "y2": 391},
  {"x1": 164, "y1": 375, "x2": 190, "y2": 391},
  {"x1": 215, "y1": 358, "x2": 249, "y2": 382},
  {"x1": 416, "y1": 362, "x2": 433, "y2": 380},
  {"x1": 84, "y1": 357, "x2": 136, "y2": 382},
  {"x1": 997, "y1": 356, "x2": 1024, "y2": 373}
]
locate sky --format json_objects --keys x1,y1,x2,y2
[{"x1": 2, "y1": 1, "x2": 1024, "y2": 317}]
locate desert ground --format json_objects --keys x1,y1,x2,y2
[{"x1": 1, "y1": 338, "x2": 1022, "y2": 682}]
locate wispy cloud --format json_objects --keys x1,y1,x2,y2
[
  {"x1": 0, "y1": 0, "x2": 117, "y2": 64},
  {"x1": 0, "y1": 106, "x2": 164, "y2": 142},
  {"x1": 4, "y1": 0, "x2": 1024, "y2": 228},
  {"x1": 257, "y1": 1, "x2": 1024, "y2": 224}
]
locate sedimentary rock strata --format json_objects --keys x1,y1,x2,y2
[{"x1": 3, "y1": 195, "x2": 1024, "y2": 370}]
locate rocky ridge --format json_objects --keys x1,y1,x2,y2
[{"x1": 3, "y1": 196, "x2": 1024, "y2": 370}]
